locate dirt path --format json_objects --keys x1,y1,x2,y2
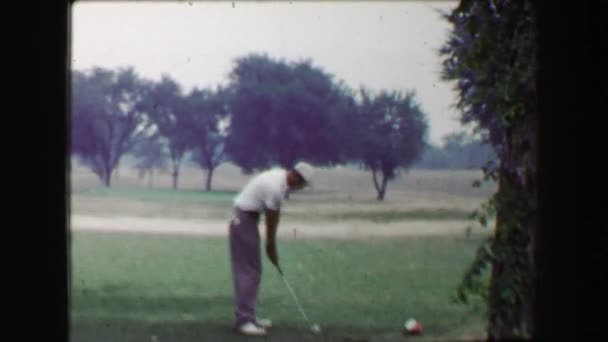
[{"x1": 70, "y1": 214, "x2": 487, "y2": 239}]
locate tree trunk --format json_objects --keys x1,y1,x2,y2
[
  {"x1": 488, "y1": 173, "x2": 509, "y2": 339},
  {"x1": 487, "y1": 114, "x2": 537, "y2": 340},
  {"x1": 172, "y1": 166, "x2": 179, "y2": 190},
  {"x1": 373, "y1": 169, "x2": 389, "y2": 201},
  {"x1": 520, "y1": 112, "x2": 538, "y2": 338},
  {"x1": 169, "y1": 152, "x2": 183, "y2": 190},
  {"x1": 205, "y1": 167, "x2": 214, "y2": 192},
  {"x1": 377, "y1": 186, "x2": 385, "y2": 201},
  {"x1": 380, "y1": 174, "x2": 389, "y2": 201},
  {"x1": 371, "y1": 169, "x2": 381, "y2": 200},
  {"x1": 103, "y1": 170, "x2": 111, "y2": 187}
]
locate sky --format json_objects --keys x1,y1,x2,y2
[{"x1": 71, "y1": 1, "x2": 466, "y2": 146}]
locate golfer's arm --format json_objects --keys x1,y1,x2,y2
[{"x1": 265, "y1": 209, "x2": 280, "y2": 246}]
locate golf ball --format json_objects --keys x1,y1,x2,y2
[
  {"x1": 404, "y1": 318, "x2": 422, "y2": 334},
  {"x1": 310, "y1": 324, "x2": 321, "y2": 334}
]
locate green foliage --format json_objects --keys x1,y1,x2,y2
[
  {"x1": 132, "y1": 135, "x2": 169, "y2": 177},
  {"x1": 440, "y1": 0, "x2": 537, "y2": 147},
  {"x1": 358, "y1": 88, "x2": 428, "y2": 175},
  {"x1": 440, "y1": 0, "x2": 538, "y2": 338},
  {"x1": 488, "y1": 175, "x2": 536, "y2": 337},
  {"x1": 356, "y1": 88, "x2": 428, "y2": 200},
  {"x1": 451, "y1": 236, "x2": 492, "y2": 305},
  {"x1": 71, "y1": 67, "x2": 154, "y2": 186},
  {"x1": 455, "y1": 170, "x2": 536, "y2": 338},
  {"x1": 183, "y1": 87, "x2": 230, "y2": 191},
  {"x1": 225, "y1": 53, "x2": 349, "y2": 172},
  {"x1": 142, "y1": 75, "x2": 191, "y2": 168},
  {"x1": 469, "y1": 195, "x2": 496, "y2": 228}
]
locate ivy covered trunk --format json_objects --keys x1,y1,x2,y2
[
  {"x1": 439, "y1": 0, "x2": 539, "y2": 340},
  {"x1": 488, "y1": 113, "x2": 538, "y2": 339}
]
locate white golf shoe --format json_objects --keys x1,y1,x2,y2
[
  {"x1": 237, "y1": 321, "x2": 267, "y2": 336},
  {"x1": 255, "y1": 317, "x2": 272, "y2": 329}
]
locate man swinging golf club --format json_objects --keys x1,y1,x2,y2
[{"x1": 228, "y1": 161, "x2": 314, "y2": 336}]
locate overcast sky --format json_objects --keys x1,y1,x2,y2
[{"x1": 71, "y1": 1, "x2": 465, "y2": 146}]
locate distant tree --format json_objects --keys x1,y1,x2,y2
[
  {"x1": 413, "y1": 132, "x2": 497, "y2": 170},
  {"x1": 357, "y1": 88, "x2": 428, "y2": 201},
  {"x1": 71, "y1": 67, "x2": 154, "y2": 187},
  {"x1": 414, "y1": 144, "x2": 451, "y2": 169},
  {"x1": 442, "y1": 132, "x2": 496, "y2": 169},
  {"x1": 183, "y1": 87, "x2": 230, "y2": 191},
  {"x1": 71, "y1": 70, "x2": 98, "y2": 158},
  {"x1": 132, "y1": 135, "x2": 169, "y2": 188},
  {"x1": 442, "y1": 131, "x2": 469, "y2": 149},
  {"x1": 142, "y1": 75, "x2": 190, "y2": 190},
  {"x1": 326, "y1": 81, "x2": 361, "y2": 164},
  {"x1": 225, "y1": 53, "x2": 349, "y2": 172}
]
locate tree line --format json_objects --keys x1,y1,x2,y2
[
  {"x1": 72, "y1": 53, "x2": 430, "y2": 201},
  {"x1": 413, "y1": 131, "x2": 496, "y2": 170}
]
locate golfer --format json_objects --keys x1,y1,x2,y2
[{"x1": 228, "y1": 161, "x2": 314, "y2": 336}]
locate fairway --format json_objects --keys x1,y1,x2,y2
[{"x1": 70, "y1": 231, "x2": 487, "y2": 341}]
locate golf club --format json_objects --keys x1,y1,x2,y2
[{"x1": 276, "y1": 264, "x2": 322, "y2": 334}]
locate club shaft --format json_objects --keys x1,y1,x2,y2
[{"x1": 280, "y1": 274, "x2": 311, "y2": 323}]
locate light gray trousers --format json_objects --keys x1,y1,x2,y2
[{"x1": 228, "y1": 207, "x2": 262, "y2": 328}]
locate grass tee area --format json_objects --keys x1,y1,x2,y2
[{"x1": 71, "y1": 232, "x2": 487, "y2": 341}]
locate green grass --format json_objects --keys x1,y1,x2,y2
[
  {"x1": 324, "y1": 208, "x2": 472, "y2": 222},
  {"x1": 72, "y1": 188, "x2": 476, "y2": 223},
  {"x1": 82, "y1": 187, "x2": 238, "y2": 203},
  {"x1": 70, "y1": 231, "x2": 487, "y2": 341}
]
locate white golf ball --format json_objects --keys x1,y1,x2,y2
[
  {"x1": 310, "y1": 324, "x2": 321, "y2": 334},
  {"x1": 404, "y1": 318, "x2": 422, "y2": 334}
]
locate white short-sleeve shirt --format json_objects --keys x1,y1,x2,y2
[{"x1": 233, "y1": 168, "x2": 289, "y2": 212}]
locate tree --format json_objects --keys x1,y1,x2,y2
[
  {"x1": 441, "y1": 0, "x2": 539, "y2": 338},
  {"x1": 225, "y1": 53, "x2": 349, "y2": 172},
  {"x1": 132, "y1": 135, "x2": 169, "y2": 188},
  {"x1": 413, "y1": 133, "x2": 496, "y2": 170},
  {"x1": 356, "y1": 88, "x2": 428, "y2": 201},
  {"x1": 442, "y1": 132, "x2": 496, "y2": 170},
  {"x1": 183, "y1": 87, "x2": 229, "y2": 191},
  {"x1": 413, "y1": 144, "x2": 451, "y2": 169},
  {"x1": 142, "y1": 75, "x2": 190, "y2": 190},
  {"x1": 71, "y1": 67, "x2": 154, "y2": 187}
]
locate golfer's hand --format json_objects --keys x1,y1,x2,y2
[{"x1": 265, "y1": 243, "x2": 279, "y2": 267}]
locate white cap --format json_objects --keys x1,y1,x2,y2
[{"x1": 293, "y1": 162, "x2": 315, "y2": 186}]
